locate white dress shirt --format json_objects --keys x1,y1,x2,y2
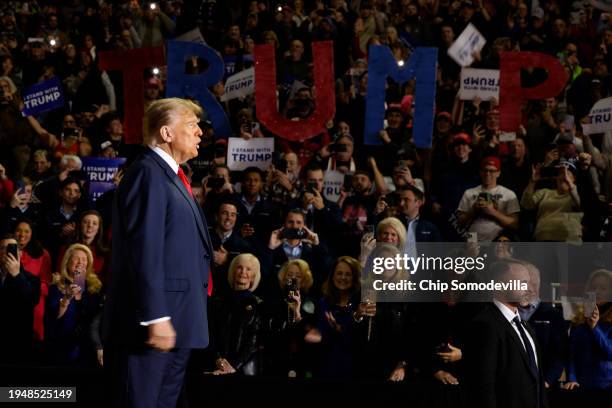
[{"x1": 493, "y1": 299, "x2": 538, "y2": 367}]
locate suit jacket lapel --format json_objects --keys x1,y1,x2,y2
[
  {"x1": 490, "y1": 305, "x2": 538, "y2": 380},
  {"x1": 147, "y1": 150, "x2": 212, "y2": 254}
]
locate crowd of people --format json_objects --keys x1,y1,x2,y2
[{"x1": 0, "y1": 0, "x2": 611, "y2": 403}]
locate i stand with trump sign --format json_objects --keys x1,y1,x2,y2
[
  {"x1": 226, "y1": 137, "x2": 274, "y2": 171},
  {"x1": 21, "y1": 77, "x2": 64, "y2": 116}
]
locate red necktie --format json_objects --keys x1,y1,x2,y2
[{"x1": 177, "y1": 167, "x2": 193, "y2": 197}]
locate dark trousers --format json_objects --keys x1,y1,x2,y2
[{"x1": 106, "y1": 346, "x2": 191, "y2": 408}]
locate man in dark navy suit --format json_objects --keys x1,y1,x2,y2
[{"x1": 103, "y1": 98, "x2": 213, "y2": 408}]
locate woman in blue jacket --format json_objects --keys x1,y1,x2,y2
[{"x1": 565, "y1": 269, "x2": 612, "y2": 390}]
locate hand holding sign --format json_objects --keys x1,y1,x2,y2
[{"x1": 447, "y1": 23, "x2": 486, "y2": 67}]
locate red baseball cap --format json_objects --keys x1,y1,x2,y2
[
  {"x1": 452, "y1": 132, "x2": 471, "y2": 145},
  {"x1": 481, "y1": 156, "x2": 501, "y2": 171}
]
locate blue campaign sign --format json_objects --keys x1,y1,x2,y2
[
  {"x1": 21, "y1": 77, "x2": 65, "y2": 116},
  {"x1": 81, "y1": 157, "x2": 126, "y2": 204}
]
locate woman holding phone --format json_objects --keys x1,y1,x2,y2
[
  {"x1": 56, "y1": 210, "x2": 109, "y2": 283},
  {"x1": 45, "y1": 244, "x2": 103, "y2": 366},
  {"x1": 4, "y1": 178, "x2": 42, "y2": 233},
  {"x1": 15, "y1": 219, "x2": 51, "y2": 343}
]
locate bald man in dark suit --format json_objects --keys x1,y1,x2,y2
[{"x1": 464, "y1": 259, "x2": 549, "y2": 408}]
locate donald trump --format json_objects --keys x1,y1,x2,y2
[{"x1": 104, "y1": 98, "x2": 213, "y2": 407}]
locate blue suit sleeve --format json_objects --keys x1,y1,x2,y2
[{"x1": 121, "y1": 166, "x2": 170, "y2": 322}]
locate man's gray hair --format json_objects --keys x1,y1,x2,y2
[{"x1": 143, "y1": 98, "x2": 203, "y2": 146}]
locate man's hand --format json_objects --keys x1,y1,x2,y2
[
  {"x1": 310, "y1": 189, "x2": 325, "y2": 210},
  {"x1": 146, "y1": 320, "x2": 176, "y2": 352},
  {"x1": 97, "y1": 349, "x2": 104, "y2": 366},
  {"x1": 302, "y1": 226, "x2": 319, "y2": 246},
  {"x1": 388, "y1": 365, "x2": 405, "y2": 382},
  {"x1": 209, "y1": 358, "x2": 236, "y2": 375},
  {"x1": 397, "y1": 168, "x2": 415, "y2": 186},
  {"x1": 213, "y1": 245, "x2": 228, "y2": 266},
  {"x1": 563, "y1": 381, "x2": 580, "y2": 390},
  {"x1": 318, "y1": 144, "x2": 332, "y2": 159},
  {"x1": 0, "y1": 163, "x2": 6, "y2": 180},
  {"x1": 10, "y1": 190, "x2": 28, "y2": 209},
  {"x1": 240, "y1": 223, "x2": 255, "y2": 238},
  {"x1": 61, "y1": 222, "x2": 76, "y2": 238},
  {"x1": 275, "y1": 170, "x2": 293, "y2": 191},
  {"x1": 437, "y1": 343, "x2": 462, "y2": 363},
  {"x1": 544, "y1": 149, "x2": 559, "y2": 166},
  {"x1": 477, "y1": 200, "x2": 497, "y2": 216},
  {"x1": 268, "y1": 228, "x2": 283, "y2": 250},
  {"x1": 473, "y1": 123, "x2": 485, "y2": 141},
  {"x1": 374, "y1": 196, "x2": 388, "y2": 215}
]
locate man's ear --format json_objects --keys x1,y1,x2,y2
[{"x1": 159, "y1": 125, "x2": 173, "y2": 142}]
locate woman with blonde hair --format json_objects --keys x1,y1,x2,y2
[
  {"x1": 265, "y1": 259, "x2": 317, "y2": 377},
  {"x1": 45, "y1": 244, "x2": 103, "y2": 365},
  {"x1": 208, "y1": 254, "x2": 264, "y2": 376},
  {"x1": 356, "y1": 243, "x2": 416, "y2": 381},
  {"x1": 359, "y1": 216, "x2": 407, "y2": 267},
  {"x1": 565, "y1": 269, "x2": 612, "y2": 390},
  {"x1": 278, "y1": 259, "x2": 314, "y2": 294}
]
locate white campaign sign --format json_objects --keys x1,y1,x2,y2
[
  {"x1": 499, "y1": 132, "x2": 516, "y2": 142},
  {"x1": 226, "y1": 137, "x2": 274, "y2": 171},
  {"x1": 221, "y1": 68, "x2": 255, "y2": 102},
  {"x1": 582, "y1": 97, "x2": 612, "y2": 135},
  {"x1": 459, "y1": 68, "x2": 499, "y2": 100},
  {"x1": 176, "y1": 28, "x2": 206, "y2": 44},
  {"x1": 323, "y1": 170, "x2": 345, "y2": 203},
  {"x1": 447, "y1": 23, "x2": 487, "y2": 67}
]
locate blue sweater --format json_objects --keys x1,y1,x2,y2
[{"x1": 568, "y1": 321, "x2": 612, "y2": 389}]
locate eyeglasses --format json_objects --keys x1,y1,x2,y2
[{"x1": 481, "y1": 169, "x2": 499, "y2": 173}]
